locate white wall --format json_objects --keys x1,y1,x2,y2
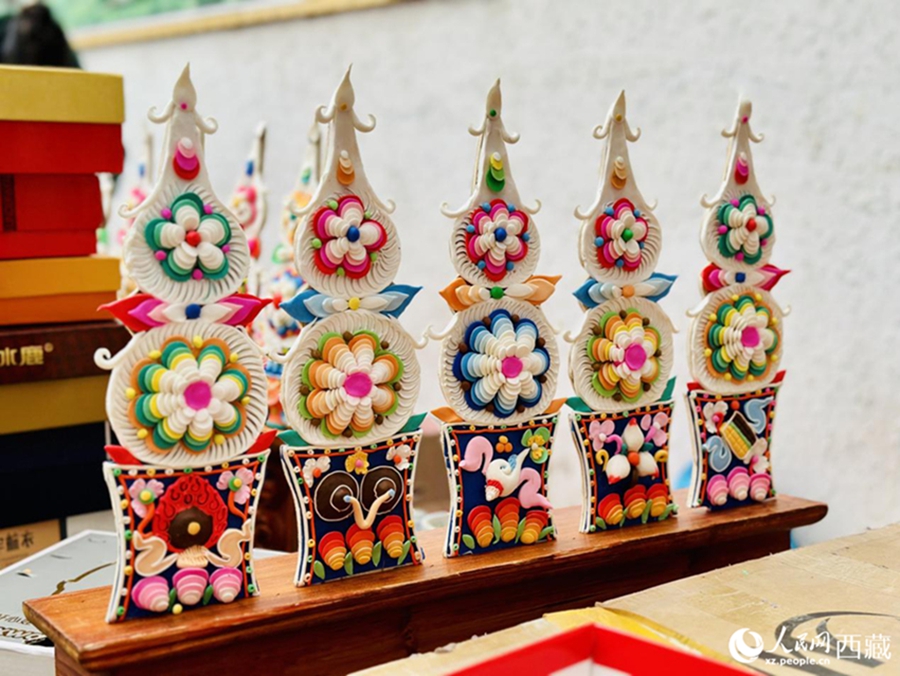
[{"x1": 81, "y1": 0, "x2": 900, "y2": 546}]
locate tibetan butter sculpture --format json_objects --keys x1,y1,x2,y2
[
  {"x1": 95, "y1": 66, "x2": 274, "y2": 622},
  {"x1": 435, "y1": 81, "x2": 560, "y2": 557},
  {"x1": 566, "y1": 92, "x2": 678, "y2": 533},
  {"x1": 253, "y1": 119, "x2": 318, "y2": 429},
  {"x1": 686, "y1": 100, "x2": 787, "y2": 510},
  {"x1": 229, "y1": 122, "x2": 268, "y2": 296},
  {"x1": 274, "y1": 69, "x2": 424, "y2": 586}
]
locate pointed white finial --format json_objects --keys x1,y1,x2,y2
[
  {"x1": 593, "y1": 90, "x2": 641, "y2": 142},
  {"x1": 316, "y1": 65, "x2": 376, "y2": 132}
]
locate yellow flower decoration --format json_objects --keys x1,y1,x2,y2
[
  {"x1": 523, "y1": 427, "x2": 551, "y2": 463},
  {"x1": 345, "y1": 450, "x2": 369, "y2": 475}
]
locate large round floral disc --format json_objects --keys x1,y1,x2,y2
[
  {"x1": 295, "y1": 193, "x2": 400, "y2": 299},
  {"x1": 689, "y1": 284, "x2": 783, "y2": 394},
  {"x1": 440, "y1": 299, "x2": 559, "y2": 425},
  {"x1": 106, "y1": 321, "x2": 267, "y2": 467},
  {"x1": 124, "y1": 185, "x2": 250, "y2": 304},
  {"x1": 701, "y1": 191, "x2": 775, "y2": 272},
  {"x1": 569, "y1": 297, "x2": 674, "y2": 413},
  {"x1": 280, "y1": 311, "x2": 420, "y2": 447},
  {"x1": 451, "y1": 200, "x2": 540, "y2": 287},
  {"x1": 579, "y1": 198, "x2": 662, "y2": 285}
]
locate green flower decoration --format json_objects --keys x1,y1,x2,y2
[
  {"x1": 706, "y1": 293, "x2": 779, "y2": 382},
  {"x1": 145, "y1": 192, "x2": 232, "y2": 282},
  {"x1": 523, "y1": 427, "x2": 551, "y2": 463},
  {"x1": 716, "y1": 195, "x2": 773, "y2": 265}
]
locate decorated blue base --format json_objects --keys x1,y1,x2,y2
[
  {"x1": 440, "y1": 410, "x2": 558, "y2": 557},
  {"x1": 567, "y1": 378, "x2": 678, "y2": 534},
  {"x1": 102, "y1": 450, "x2": 269, "y2": 623},
  {"x1": 279, "y1": 414, "x2": 425, "y2": 586},
  {"x1": 686, "y1": 372, "x2": 783, "y2": 510}
]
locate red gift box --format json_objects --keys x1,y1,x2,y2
[
  {"x1": 0, "y1": 120, "x2": 123, "y2": 175},
  {"x1": 10, "y1": 174, "x2": 104, "y2": 231}
]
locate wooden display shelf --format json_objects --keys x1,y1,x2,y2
[{"x1": 24, "y1": 490, "x2": 826, "y2": 676}]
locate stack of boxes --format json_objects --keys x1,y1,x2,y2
[{"x1": 0, "y1": 65, "x2": 127, "y2": 566}]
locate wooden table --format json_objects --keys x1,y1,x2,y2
[{"x1": 24, "y1": 491, "x2": 826, "y2": 676}]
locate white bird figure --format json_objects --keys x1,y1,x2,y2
[{"x1": 459, "y1": 436, "x2": 552, "y2": 509}]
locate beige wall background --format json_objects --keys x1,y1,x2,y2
[{"x1": 82, "y1": 0, "x2": 900, "y2": 546}]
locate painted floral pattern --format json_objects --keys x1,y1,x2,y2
[
  {"x1": 145, "y1": 193, "x2": 232, "y2": 282},
  {"x1": 216, "y1": 467, "x2": 255, "y2": 504},
  {"x1": 464, "y1": 200, "x2": 529, "y2": 282},
  {"x1": 129, "y1": 478, "x2": 165, "y2": 518},
  {"x1": 298, "y1": 330, "x2": 403, "y2": 438},
  {"x1": 309, "y1": 195, "x2": 387, "y2": 279},
  {"x1": 128, "y1": 337, "x2": 250, "y2": 455},
  {"x1": 715, "y1": 195, "x2": 773, "y2": 265},
  {"x1": 386, "y1": 443, "x2": 412, "y2": 471},
  {"x1": 453, "y1": 308, "x2": 551, "y2": 418},
  {"x1": 594, "y1": 198, "x2": 649, "y2": 271},
  {"x1": 587, "y1": 308, "x2": 661, "y2": 402},
  {"x1": 302, "y1": 457, "x2": 331, "y2": 487},
  {"x1": 705, "y1": 293, "x2": 778, "y2": 382}
]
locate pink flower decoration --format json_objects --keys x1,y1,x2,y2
[
  {"x1": 311, "y1": 195, "x2": 387, "y2": 279},
  {"x1": 217, "y1": 467, "x2": 254, "y2": 504},
  {"x1": 595, "y1": 198, "x2": 649, "y2": 271},
  {"x1": 128, "y1": 478, "x2": 165, "y2": 518},
  {"x1": 640, "y1": 412, "x2": 669, "y2": 447},
  {"x1": 465, "y1": 199, "x2": 529, "y2": 282},
  {"x1": 588, "y1": 419, "x2": 616, "y2": 452}
]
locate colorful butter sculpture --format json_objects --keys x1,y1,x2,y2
[
  {"x1": 686, "y1": 100, "x2": 786, "y2": 510},
  {"x1": 253, "y1": 120, "x2": 319, "y2": 429},
  {"x1": 229, "y1": 122, "x2": 268, "y2": 295},
  {"x1": 436, "y1": 81, "x2": 560, "y2": 557},
  {"x1": 105, "y1": 127, "x2": 153, "y2": 298},
  {"x1": 275, "y1": 69, "x2": 424, "y2": 586},
  {"x1": 95, "y1": 66, "x2": 274, "y2": 622},
  {"x1": 566, "y1": 92, "x2": 678, "y2": 533}
]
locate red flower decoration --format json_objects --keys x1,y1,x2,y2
[
  {"x1": 595, "y1": 198, "x2": 649, "y2": 271},
  {"x1": 310, "y1": 195, "x2": 387, "y2": 279}
]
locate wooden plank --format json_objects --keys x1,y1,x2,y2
[{"x1": 23, "y1": 491, "x2": 826, "y2": 675}]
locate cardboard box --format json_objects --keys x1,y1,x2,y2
[{"x1": 356, "y1": 524, "x2": 900, "y2": 675}]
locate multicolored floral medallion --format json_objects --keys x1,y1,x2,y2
[
  {"x1": 442, "y1": 302, "x2": 557, "y2": 424},
  {"x1": 685, "y1": 375, "x2": 781, "y2": 509},
  {"x1": 281, "y1": 427, "x2": 423, "y2": 585},
  {"x1": 712, "y1": 194, "x2": 773, "y2": 266},
  {"x1": 128, "y1": 337, "x2": 250, "y2": 454},
  {"x1": 309, "y1": 195, "x2": 387, "y2": 279},
  {"x1": 144, "y1": 193, "x2": 232, "y2": 282},
  {"x1": 281, "y1": 311, "x2": 420, "y2": 447},
  {"x1": 295, "y1": 192, "x2": 400, "y2": 299},
  {"x1": 569, "y1": 393, "x2": 677, "y2": 533},
  {"x1": 569, "y1": 297, "x2": 674, "y2": 413},
  {"x1": 105, "y1": 322, "x2": 268, "y2": 467},
  {"x1": 441, "y1": 412, "x2": 557, "y2": 557},
  {"x1": 594, "y1": 198, "x2": 649, "y2": 272},
  {"x1": 462, "y1": 200, "x2": 530, "y2": 283},
  {"x1": 103, "y1": 451, "x2": 269, "y2": 622},
  {"x1": 690, "y1": 286, "x2": 782, "y2": 393},
  {"x1": 298, "y1": 330, "x2": 403, "y2": 439}
]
